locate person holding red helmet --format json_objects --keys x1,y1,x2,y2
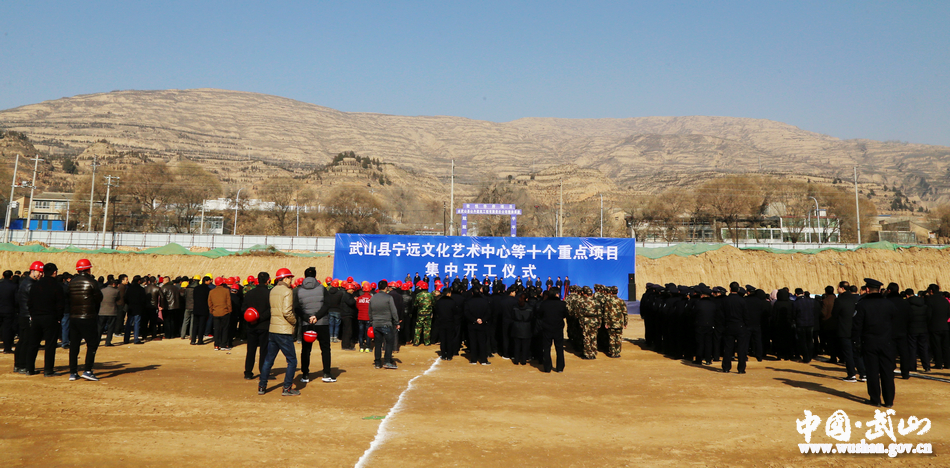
[
  {"x1": 13, "y1": 261, "x2": 43, "y2": 374},
  {"x1": 294, "y1": 267, "x2": 334, "y2": 383},
  {"x1": 67, "y1": 259, "x2": 103, "y2": 381},
  {"x1": 260, "y1": 267, "x2": 300, "y2": 396},
  {"x1": 242, "y1": 272, "x2": 271, "y2": 380}
]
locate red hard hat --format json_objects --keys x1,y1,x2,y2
[
  {"x1": 246, "y1": 275, "x2": 256, "y2": 284},
  {"x1": 325, "y1": 276, "x2": 332, "y2": 284},
  {"x1": 303, "y1": 330, "x2": 318, "y2": 343},
  {"x1": 30, "y1": 261, "x2": 44, "y2": 272},
  {"x1": 276, "y1": 268, "x2": 293, "y2": 280},
  {"x1": 366, "y1": 326, "x2": 375, "y2": 339},
  {"x1": 346, "y1": 276, "x2": 354, "y2": 282},
  {"x1": 244, "y1": 307, "x2": 259, "y2": 324},
  {"x1": 76, "y1": 258, "x2": 91, "y2": 271},
  {"x1": 394, "y1": 280, "x2": 403, "y2": 288},
  {"x1": 401, "y1": 283, "x2": 410, "y2": 291},
  {"x1": 370, "y1": 282, "x2": 377, "y2": 290},
  {"x1": 331, "y1": 279, "x2": 340, "y2": 288},
  {"x1": 229, "y1": 284, "x2": 239, "y2": 291},
  {"x1": 214, "y1": 277, "x2": 224, "y2": 286},
  {"x1": 294, "y1": 277, "x2": 304, "y2": 287},
  {"x1": 226, "y1": 277, "x2": 236, "y2": 285},
  {"x1": 362, "y1": 284, "x2": 372, "y2": 292}
]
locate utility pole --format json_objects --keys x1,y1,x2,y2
[
  {"x1": 558, "y1": 178, "x2": 563, "y2": 237},
  {"x1": 88, "y1": 154, "x2": 99, "y2": 231},
  {"x1": 443, "y1": 201, "x2": 447, "y2": 236},
  {"x1": 810, "y1": 196, "x2": 820, "y2": 246},
  {"x1": 600, "y1": 193, "x2": 604, "y2": 237},
  {"x1": 25, "y1": 156, "x2": 43, "y2": 235},
  {"x1": 853, "y1": 166, "x2": 862, "y2": 245},
  {"x1": 200, "y1": 202, "x2": 206, "y2": 234},
  {"x1": 450, "y1": 160, "x2": 454, "y2": 236},
  {"x1": 103, "y1": 176, "x2": 119, "y2": 248},
  {"x1": 233, "y1": 187, "x2": 243, "y2": 235},
  {"x1": 295, "y1": 195, "x2": 300, "y2": 237},
  {"x1": 3, "y1": 154, "x2": 20, "y2": 243}
]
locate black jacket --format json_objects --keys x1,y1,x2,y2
[
  {"x1": 28, "y1": 275, "x2": 66, "y2": 319},
  {"x1": 242, "y1": 284, "x2": 272, "y2": 330},
  {"x1": 722, "y1": 293, "x2": 748, "y2": 332},
  {"x1": 925, "y1": 294, "x2": 950, "y2": 332},
  {"x1": 193, "y1": 284, "x2": 211, "y2": 316},
  {"x1": 463, "y1": 295, "x2": 491, "y2": 329},
  {"x1": 510, "y1": 305, "x2": 533, "y2": 339},
  {"x1": 887, "y1": 295, "x2": 910, "y2": 338},
  {"x1": 833, "y1": 292, "x2": 859, "y2": 338},
  {"x1": 693, "y1": 297, "x2": 718, "y2": 329},
  {"x1": 536, "y1": 297, "x2": 567, "y2": 337},
  {"x1": 907, "y1": 296, "x2": 930, "y2": 335},
  {"x1": 16, "y1": 276, "x2": 34, "y2": 318},
  {"x1": 68, "y1": 272, "x2": 103, "y2": 319},
  {"x1": 853, "y1": 292, "x2": 895, "y2": 349},
  {"x1": 0, "y1": 279, "x2": 17, "y2": 316},
  {"x1": 432, "y1": 295, "x2": 458, "y2": 329},
  {"x1": 124, "y1": 283, "x2": 148, "y2": 316}
]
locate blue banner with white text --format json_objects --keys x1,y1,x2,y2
[{"x1": 333, "y1": 234, "x2": 636, "y2": 298}]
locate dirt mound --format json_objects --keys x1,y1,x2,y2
[{"x1": 636, "y1": 245, "x2": 950, "y2": 293}]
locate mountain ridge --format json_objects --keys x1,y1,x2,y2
[{"x1": 1, "y1": 88, "x2": 948, "y2": 205}]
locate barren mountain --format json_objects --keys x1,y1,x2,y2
[{"x1": 1, "y1": 88, "x2": 949, "y2": 205}]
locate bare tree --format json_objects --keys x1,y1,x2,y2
[{"x1": 322, "y1": 186, "x2": 384, "y2": 234}]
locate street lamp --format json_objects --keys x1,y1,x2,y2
[
  {"x1": 809, "y1": 196, "x2": 820, "y2": 246},
  {"x1": 233, "y1": 188, "x2": 244, "y2": 235}
]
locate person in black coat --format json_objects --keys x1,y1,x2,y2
[
  {"x1": 832, "y1": 282, "x2": 863, "y2": 380},
  {"x1": 191, "y1": 276, "x2": 212, "y2": 345},
  {"x1": 26, "y1": 263, "x2": 66, "y2": 376},
  {"x1": 242, "y1": 272, "x2": 271, "y2": 379},
  {"x1": 510, "y1": 294, "x2": 533, "y2": 365},
  {"x1": 885, "y1": 283, "x2": 911, "y2": 379},
  {"x1": 692, "y1": 286, "x2": 718, "y2": 365},
  {"x1": 744, "y1": 289, "x2": 770, "y2": 362},
  {"x1": 433, "y1": 289, "x2": 459, "y2": 360},
  {"x1": 853, "y1": 278, "x2": 897, "y2": 408},
  {"x1": 906, "y1": 292, "x2": 931, "y2": 372},
  {"x1": 721, "y1": 282, "x2": 750, "y2": 373},
  {"x1": 464, "y1": 285, "x2": 492, "y2": 364},
  {"x1": 123, "y1": 276, "x2": 148, "y2": 345},
  {"x1": 536, "y1": 288, "x2": 568, "y2": 373},
  {"x1": 0, "y1": 270, "x2": 18, "y2": 354},
  {"x1": 925, "y1": 284, "x2": 950, "y2": 370}
]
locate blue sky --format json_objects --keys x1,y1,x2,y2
[{"x1": 1, "y1": 1, "x2": 948, "y2": 145}]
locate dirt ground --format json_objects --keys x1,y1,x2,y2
[{"x1": 1, "y1": 318, "x2": 946, "y2": 467}]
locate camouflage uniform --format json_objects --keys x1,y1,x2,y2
[
  {"x1": 578, "y1": 286, "x2": 600, "y2": 359},
  {"x1": 604, "y1": 286, "x2": 628, "y2": 357},
  {"x1": 412, "y1": 291, "x2": 434, "y2": 345},
  {"x1": 565, "y1": 286, "x2": 581, "y2": 351}
]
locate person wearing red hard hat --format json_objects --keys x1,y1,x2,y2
[
  {"x1": 208, "y1": 273, "x2": 233, "y2": 351},
  {"x1": 67, "y1": 258, "x2": 103, "y2": 381},
  {"x1": 339, "y1": 281, "x2": 358, "y2": 351},
  {"x1": 259, "y1": 267, "x2": 300, "y2": 396},
  {"x1": 242, "y1": 272, "x2": 271, "y2": 380},
  {"x1": 13, "y1": 261, "x2": 44, "y2": 374},
  {"x1": 25, "y1": 263, "x2": 66, "y2": 377},
  {"x1": 297, "y1": 267, "x2": 334, "y2": 383},
  {"x1": 356, "y1": 283, "x2": 373, "y2": 353}
]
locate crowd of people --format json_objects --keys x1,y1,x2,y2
[
  {"x1": 0, "y1": 260, "x2": 628, "y2": 397},
  {"x1": 639, "y1": 278, "x2": 950, "y2": 408}
]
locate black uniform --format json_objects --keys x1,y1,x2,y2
[
  {"x1": 242, "y1": 284, "x2": 271, "y2": 378},
  {"x1": 721, "y1": 293, "x2": 750, "y2": 373},
  {"x1": 853, "y1": 292, "x2": 897, "y2": 407}
]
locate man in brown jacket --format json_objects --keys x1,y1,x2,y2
[
  {"x1": 259, "y1": 268, "x2": 299, "y2": 396},
  {"x1": 208, "y1": 277, "x2": 232, "y2": 351}
]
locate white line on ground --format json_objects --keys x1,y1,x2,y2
[{"x1": 354, "y1": 358, "x2": 441, "y2": 468}]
